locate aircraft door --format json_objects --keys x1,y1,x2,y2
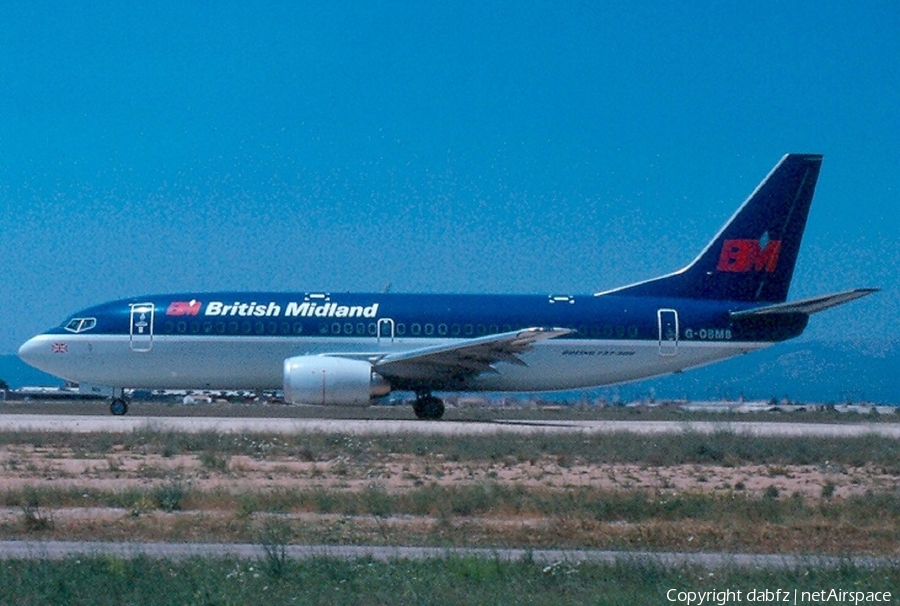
[
  {"x1": 129, "y1": 303, "x2": 155, "y2": 352},
  {"x1": 657, "y1": 309, "x2": 678, "y2": 356},
  {"x1": 377, "y1": 318, "x2": 395, "y2": 343}
]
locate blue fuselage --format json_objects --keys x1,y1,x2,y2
[{"x1": 18, "y1": 291, "x2": 806, "y2": 392}]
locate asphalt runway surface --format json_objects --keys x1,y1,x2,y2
[{"x1": 1, "y1": 413, "x2": 900, "y2": 437}]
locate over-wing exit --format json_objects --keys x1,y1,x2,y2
[{"x1": 18, "y1": 155, "x2": 877, "y2": 418}]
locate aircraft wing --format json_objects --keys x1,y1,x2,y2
[
  {"x1": 374, "y1": 327, "x2": 573, "y2": 389},
  {"x1": 730, "y1": 288, "x2": 878, "y2": 318}
]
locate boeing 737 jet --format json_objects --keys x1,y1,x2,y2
[{"x1": 18, "y1": 154, "x2": 876, "y2": 418}]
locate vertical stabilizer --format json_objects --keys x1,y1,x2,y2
[{"x1": 606, "y1": 154, "x2": 823, "y2": 303}]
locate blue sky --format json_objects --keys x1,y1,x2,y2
[{"x1": 1, "y1": 1, "x2": 897, "y2": 354}]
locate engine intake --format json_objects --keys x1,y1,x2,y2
[{"x1": 283, "y1": 355, "x2": 390, "y2": 406}]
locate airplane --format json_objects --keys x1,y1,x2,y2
[{"x1": 18, "y1": 154, "x2": 877, "y2": 419}]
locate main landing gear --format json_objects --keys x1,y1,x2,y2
[
  {"x1": 413, "y1": 392, "x2": 445, "y2": 420},
  {"x1": 109, "y1": 388, "x2": 129, "y2": 416},
  {"x1": 110, "y1": 398, "x2": 129, "y2": 416}
]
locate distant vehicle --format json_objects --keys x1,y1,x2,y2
[{"x1": 18, "y1": 154, "x2": 876, "y2": 418}]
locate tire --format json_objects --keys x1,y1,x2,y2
[{"x1": 110, "y1": 398, "x2": 128, "y2": 416}]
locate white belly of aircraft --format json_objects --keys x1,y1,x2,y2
[{"x1": 23, "y1": 334, "x2": 769, "y2": 393}]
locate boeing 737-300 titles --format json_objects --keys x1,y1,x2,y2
[{"x1": 18, "y1": 154, "x2": 877, "y2": 418}]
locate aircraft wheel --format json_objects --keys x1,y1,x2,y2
[
  {"x1": 413, "y1": 395, "x2": 444, "y2": 420},
  {"x1": 110, "y1": 398, "x2": 129, "y2": 416}
]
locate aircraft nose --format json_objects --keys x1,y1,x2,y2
[{"x1": 18, "y1": 335, "x2": 48, "y2": 370}]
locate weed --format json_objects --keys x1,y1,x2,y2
[
  {"x1": 258, "y1": 517, "x2": 294, "y2": 578},
  {"x1": 21, "y1": 504, "x2": 53, "y2": 532},
  {"x1": 199, "y1": 450, "x2": 230, "y2": 473},
  {"x1": 360, "y1": 484, "x2": 392, "y2": 517},
  {"x1": 129, "y1": 494, "x2": 156, "y2": 517},
  {"x1": 236, "y1": 494, "x2": 259, "y2": 519},
  {"x1": 154, "y1": 477, "x2": 187, "y2": 512}
]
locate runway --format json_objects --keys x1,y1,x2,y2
[
  {"x1": 1, "y1": 413, "x2": 899, "y2": 437},
  {"x1": 0, "y1": 540, "x2": 894, "y2": 569}
]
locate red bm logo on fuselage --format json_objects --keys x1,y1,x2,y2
[
  {"x1": 166, "y1": 300, "x2": 202, "y2": 316},
  {"x1": 716, "y1": 239, "x2": 781, "y2": 273}
]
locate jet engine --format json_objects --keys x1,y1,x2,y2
[{"x1": 283, "y1": 355, "x2": 390, "y2": 406}]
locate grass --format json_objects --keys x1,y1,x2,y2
[
  {"x1": 0, "y1": 556, "x2": 896, "y2": 606},
  {"x1": 2, "y1": 482, "x2": 898, "y2": 553},
  {"x1": 3, "y1": 428, "x2": 900, "y2": 470},
  {"x1": 5, "y1": 482, "x2": 899, "y2": 523}
]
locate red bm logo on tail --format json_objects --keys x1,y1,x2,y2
[{"x1": 716, "y1": 239, "x2": 781, "y2": 273}]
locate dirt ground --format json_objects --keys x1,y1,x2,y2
[{"x1": 0, "y1": 443, "x2": 892, "y2": 499}]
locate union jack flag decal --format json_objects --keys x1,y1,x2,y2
[{"x1": 51, "y1": 343, "x2": 68, "y2": 353}]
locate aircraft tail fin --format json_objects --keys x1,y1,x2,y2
[{"x1": 602, "y1": 154, "x2": 823, "y2": 303}]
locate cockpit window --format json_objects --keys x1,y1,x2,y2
[{"x1": 64, "y1": 318, "x2": 97, "y2": 333}]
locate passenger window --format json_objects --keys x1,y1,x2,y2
[
  {"x1": 424, "y1": 324, "x2": 434, "y2": 335},
  {"x1": 216, "y1": 322, "x2": 226, "y2": 334},
  {"x1": 411, "y1": 323, "x2": 421, "y2": 335},
  {"x1": 293, "y1": 323, "x2": 304, "y2": 335},
  {"x1": 628, "y1": 325, "x2": 639, "y2": 338},
  {"x1": 332, "y1": 322, "x2": 341, "y2": 335},
  {"x1": 489, "y1": 324, "x2": 498, "y2": 334},
  {"x1": 464, "y1": 324, "x2": 473, "y2": 336},
  {"x1": 476, "y1": 325, "x2": 486, "y2": 336},
  {"x1": 396, "y1": 323, "x2": 406, "y2": 335},
  {"x1": 438, "y1": 324, "x2": 448, "y2": 336},
  {"x1": 451, "y1": 324, "x2": 460, "y2": 336},
  {"x1": 203, "y1": 322, "x2": 213, "y2": 334}
]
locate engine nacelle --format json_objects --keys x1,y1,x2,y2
[{"x1": 283, "y1": 355, "x2": 390, "y2": 406}]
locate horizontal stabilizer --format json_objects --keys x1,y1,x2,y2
[{"x1": 729, "y1": 288, "x2": 878, "y2": 318}]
